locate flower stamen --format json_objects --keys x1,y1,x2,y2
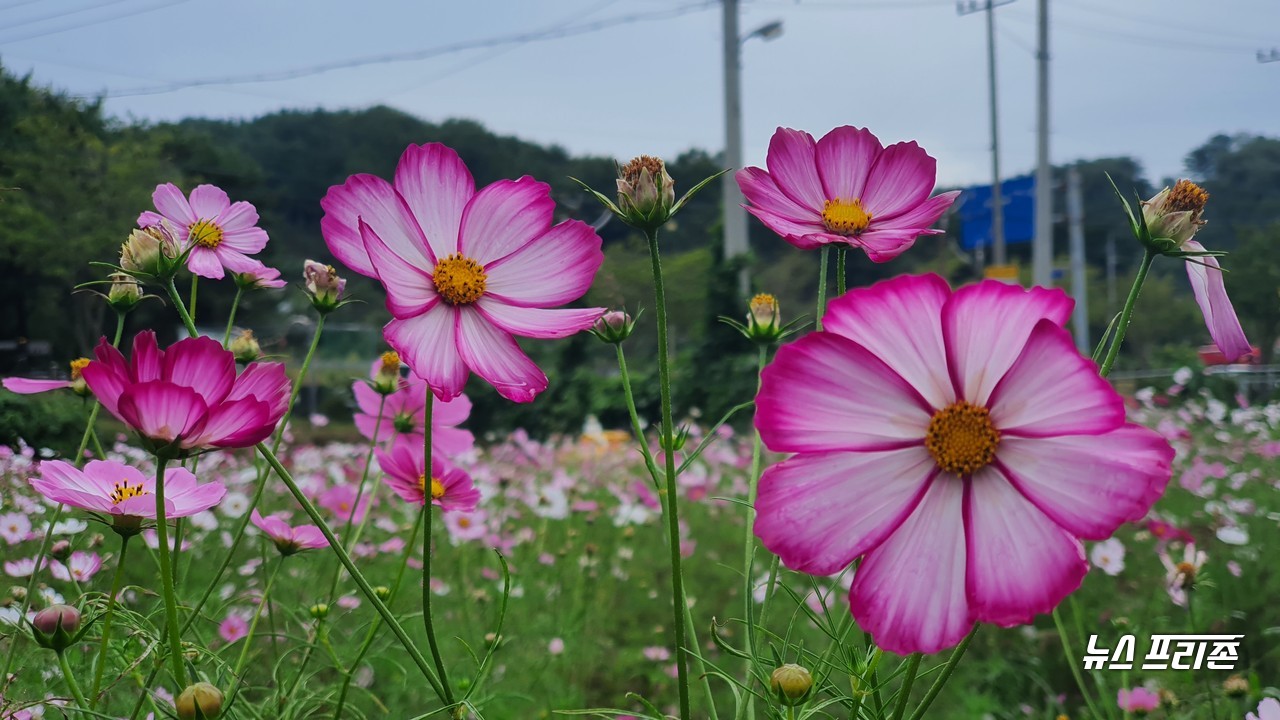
[
  {"x1": 189, "y1": 219, "x2": 224, "y2": 249},
  {"x1": 432, "y1": 253, "x2": 487, "y2": 305},
  {"x1": 925, "y1": 402, "x2": 1000, "y2": 476},
  {"x1": 1165, "y1": 180, "x2": 1209, "y2": 214},
  {"x1": 69, "y1": 358, "x2": 91, "y2": 381},
  {"x1": 821, "y1": 198, "x2": 873, "y2": 236},
  {"x1": 418, "y1": 474, "x2": 446, "y2": 501},
  {"x1": 109, "y1": 480, "x2": 150, "y2": 505}
]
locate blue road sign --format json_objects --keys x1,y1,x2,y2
[{"x1": 956, "y1": 174, "x2": 1035, "y2": 250}]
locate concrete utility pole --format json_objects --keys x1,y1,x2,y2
[
  {"x1": 1032, "y1": 0, "x2": 1053, "y2": 286},
  {"x1": 958, "y1": 0, "x2": 1014, "y2": 266},
  {"x1": 1067, "y1": 166, "x2": 1089, "y2": 352},
  {"x1": 722, "y1": 0, "x2": 747, "y2": 297},
  {"x1": 1257, "y1": 48, "x2": 1280, "y2": 63}
]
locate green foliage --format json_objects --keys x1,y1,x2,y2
[{"x1": 0, "y1": 391, "x2": 90, "y2": 457}]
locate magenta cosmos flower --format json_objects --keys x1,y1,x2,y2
[
  {"x1": 753, "y1": 274, "x2": 1174, "y2": 655},
  {"x1": 81, "y1": 331, "x2": 289, "y2": 455},
  {"x1": 375, "y1": 442, "x2": 479, "y2": 513},
  {"x1": 250, "y1": 510, "x2": 329, "y2": 555},
  {"x1": 139, "y1": 183, "x2": 269, "y2": 279},
  {"x1": 32, "y1": 460, "x2": 225, "y2": 533},
  {"x1": 353, "y1": 359, "x2": 474, "y2": 457},
  {"x1": 736, "y1": 126, "x2": 959, "y2": 262},
  {"x1": 3, "y1": 359, "x2": 91, "y2": 396},
  {"x1": 321, "y1": 143, "x2": 606, "y2": 402}
]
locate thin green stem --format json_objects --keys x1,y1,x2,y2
[
  {"x1": 816, "y1": 246, "x2": 830, "y2": 331},
  {"x1": 228, "y1": 556, "x2": 285, "y2": 703},
  {"x1": 740, "y1": 346, "x2": 768, "y2": 720},
  {"x1": 151, "y1": 458, "x2": 186, "y2": 684},
  {"x1": 223, "y1": 286, "x2": 244, "y2": 346},
  {"x1": 907, "y1": 625, "x2": 978, "y2": 720},
  {"x1": 837, "y1": 246, "x2": 848, "y2": 296},
  {"x1": 420, "y1": 393, "x2": 455, "y2": 707},
  {"x1": 1098, "y1": 249, "x2": 1154, "y2": 377},
  {"x1": 646, "y1": 228, "x2": 691, "y2": 720},
  {"x1": 189, "y1": 275, "x2": 199, "y2": 318},
  {"x1": 614, "y1": 344, "x2": 662, "y2": 483},
  {"x1": 255, "y1": 442, "x2": 447, "y2": 701},
  {"x1": 1053, "y1": 608, "x2": 1106, "y2": 720},
  {"x1": 89, "y1": 534, "x2": 131, "y2": 708},
  {"x1": 891, "y1": 654, "x2": 922, "y2": 720},
  {"x1": 58, "y1": 650, "x2": 90, "y2": 709}
]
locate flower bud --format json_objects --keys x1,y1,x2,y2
[
  {"x1": 303, "y1": 260, "x2": 347, "y2": 314},
  {"x1": 589, "y1": 310, "x2": 635, "y2": 345},
  {"x1": 373, "y1": 586, "x2": 392, "y2": 602},
  {"x1": 69, "y1": 358, "x2": 92, "y2": 397},
  {"x1": 746, "y1": 293, "x2": 784, "y2": 343},
  {"x1": 372, "y1": 351, "x2": 402, "y2": 395},
  {"x1": 616, "y1": 156, "x2": 675, "y2": 231},
  {"x1": 10, "y1": 585, "x2": 27, "y2": 601},
  {"x1": 31, "y1": 604, "x2": 81, "y2": 652},
  {"x1": 309, "y1": 603, "x2": 329, "y2": 619},
  {"x1": 176, "y1": 682, "x2": 224, "y2": 720},
  {"x1": 106, "y1": 272, "x2": 143, "y2": 312},
  {"x1": 1222, "y1": 674, "x2": 1249, "y2": 697},
  {"x1": 770, "y1": 663, "x2": 813, "y2": 705},
  {"x1": 120, "y1": 223, "x2": 181, "y2": 276},
  {"x1": 49, "y1": 540, "x2": 72, "y2": 562},
  {"x1": 1140, "y1": 179, "x2": 1209, "y2": 252},
  {"x1": 229, "y1": 330, "x2": 261, "y2": 364},
  {"x1": 658, "y1": 425, "x2": 691, "y2": 453}
]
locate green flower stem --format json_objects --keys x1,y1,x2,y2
[
  {"x1": 891, "y1": 654, "x2": 922, "y2": 720},
  {"x1": 227, "y1": 556, "x2": 285, "y2": 704},
  {"x1": 189, "y1": 275, "x2": 199, "y2": 319},
  {"x1": 614, "y1": 345, "x2": 662, "y2": 483},
  {"x1": 57, "y1": 649, "x2": 90, "y2": 709},
  {"x1": 223, "y1": 286, "x2": 245, "y2": 346},
  {"x1": 166, "y1": 278, "x2": 199, "y2": 338},
  {"x1": 420, "y1": 394, "x2": 455, "y2": 707},
  {"x1": 255, "y1": 441, "x2": 447, "y2": 702},
  {"x1": 1098, "y1": 249, "x2": 1154, "y2": 377},
  {"x1": 1053, "y1": 607, "x2": 1105, "y2": 720},
  {"x1": 151, "y1": 458, "x2": 187, "y2": 683},
  {"x1": 88, "y1": 534, "x2": 131, "y2": 708},
  {"x1": 740, "y1": 346, "x2": 768, "y2": 720},
  {"x1": 837, "y1": 246, "x2": 848, "y2": 296},
  {"x1": 2, "y1": 313, "x2": 125, "y2": 682},
  {"x1": 907, "y1": 625, "x2": 978, "y2": 720},
  {"x1": 645, "y1": 228, "x2": 691, "y2": 720},
  {"x1": 815, "y1": 246, "x2": 832, "y2": 331}
]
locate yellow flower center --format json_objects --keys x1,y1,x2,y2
[
  {"x1": 380, "y1": 351, "x2": 401, "y2": 373},
  {"x1": 190, "y1": 219, "x2": 224, "y2": 248},
  {"x1": 925, "y1": 402, "x2": 1000, "y2": 476},
  {"x1": 109, "y1": 480, "x2": 150, "y2": 505},
  {"x1": 750, "y1": 293, "x2": 778, "y2": 314},
  {"x1": 821, "y1": 198, "x2": 873, "y2": 236},
  {"x1": 69, "y1": 358, "x2": 91, "y2": 380},
  {"x1": 457, "y1": 516, "x2": 472, "y2": 528},
  {"x1": 433, "y1": 253, "x2": 487, "y2": 305},
  {"x1": 1166, "y1": 180, "x2": 1209, "y2": 213},
  {"x1": 418, "y1": 474, "x2": 446, "y2": 500}
]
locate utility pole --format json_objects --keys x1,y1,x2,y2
[
  {"x1": 1032, "y1": 0, "x2": 1052, "y2": 286},
  {"x1": 958, "y1": 0, "x2": 1014, "y2": 266},
  {"x1": 1258, "y1": 48, "x2": 1280, "y2": 63},
  {"x1": 1067, "y1": 166, "x2": 1089, "y2": 352},
  {"x1": 722, "y1": 0, "x2": 749, "y2": 298}
]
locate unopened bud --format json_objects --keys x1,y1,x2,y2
[
  {"x1": 9, "y1": 586, "x2": 26, "y2": 601},
  {"x1": 373, "y1": 351, "x2": 401, "y2": 395},
  {"x1": 120, "y1": 223, "x2": 181, "y2": 276},
  {"x1": 770, "y1": 663, "x2": 813, "y2": 705},
  {"x1": 309, "y1": 603, "x2": 329, "y2": 619},
  {"x1": 107, "y1": 272, "x2": 143, "y2": 312},
  {"x1": 69, "y1": 358, "x2": 92, "y2": 397},
  {"x1": 373, "y1": 586, "x2": 392, "y2": 602},
  {"x1": 616, "y1": 156, "x2": 675, "y2": 230},
  {"x1": 746, "y1": 293, "x2": 783, "y2": 343},
  {"x1": 1140, "y1": 179, "x2": 1209, "y2": 251},
  {"x1": 229, "y1": 330, "x2": 261, "y2": 364},
  {"x1": 176, "y1": 682, "x2": 224, "y2": 720},
  {"x1": 49, "y1": 541, "x2": 72, "y2": 562},
  {"x1": 589, "y1": 310, "x2": 635, "y2": 345},
  {"x1": 31, "y1": 604, "x2": 81, "y2": 652},
  {"x1": 1222, "y1": 674, "x2": 1248, "y2": 697},
  {"x1": 303, "y1": 260, "x2": 346, "y2": 314}
]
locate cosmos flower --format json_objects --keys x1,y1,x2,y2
[
  {"x1": 1116, "y1": 687, "x2": 1160, "y2": 714},
  {"x1": 250, "y1": 510, "x2": 329, "y2": 555},
  {"x1": 138, "y1": 183, "x2": 269, "y2": 279},
  {"x1": 353, "y1": 360, "x2": 474, "y2": 457},
  {"x1": 31, "y1": 460, "x2": 226, "y2": 534},
  {"x1": 753, "y1": 274, "x2": 1174, "y2": 654},
  {"x1": 321, "y1": 142, "x2": 605, "y2": 402},
  {"x1": 50, "y1": 552, "x2": 102, "y2": 583},
  {"x1": 736, "y1": 126, "x2": 959, "y2": 262},
  {"x1": 3, "y1": 358, "x2": 92, "y2": 397},
  {"x1": 1248, "y1": 698, "x2": 1280, "y2": 720},
  {"x1": 375, "y1": 442, "x2": 479, "y2": 513},
  {"x1": 80, "y1": 331, "x2": 290, "y2": 455},
  {"x1": 0, "y1": 512, "x2": 31, "y2": 545}
]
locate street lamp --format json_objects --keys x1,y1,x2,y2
[{"x1": 723, "y1": 2, "x2": 783, "y2": 298}]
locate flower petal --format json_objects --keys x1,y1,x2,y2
[
  {"x1": 117, "y1": 382, "x2": 208, "y2": 444},
  {"x1": 184, "y1": 397, "x2": 272, "y2": 449},
  {"x1": 81, "y1": 339, "x2": 130, "y2": 418},
  {"x1": 964, "y1": 468, "x2": 1087, "y2": 626},
  {"x1": 163, "y1": 336, "x2": 236, "y2": 407},
  {"x1": 754, "y1": 447, "x2": 936, "y2": 575},
  {"x1": 394, "y1": 143, "x2": 475, "y2": 260},
  {"x1": 815, "y1": 126, "x2": 883, "y2": 202},
  {"x1": 152, "y1": 183, "x2": 196, "y2": 226},
  {"x1": 2, "y1": 378, "x2": 70, "y2": 394},
  {"x1": 384, "y1": 308, "x2": 469, "y2": 402},
  {"x1": 455, "y1": 307, "x2": 547, "y2": 403},
  {"x1": 457, "y1": 177, "x2": 555, "y2": 265},
  {"x1": 988, "y1": 320, "x2": 1125, "y2": 437},
  {"x1": 995, "y1": 425, "x2": 1174, "y2": 539},
  {"x1": 743, "y1": 204, "x2": 827, "y2": 249},
  {"x1": 765, "y1": 128, "x2": 825, "y2": 212},
  {"x1": 1183, "y1": 240, "x2": 1251, "y2": 363},
  {"x1": 359, "y1": 218, "x2": 439, "y2": 318},
  {"x1": 736, "y1": 166, "x2": 819, "y2": 226},
  {"x1": 822, "y1": 274, "x2": 955, "y2": 409},
  {"x1": 321, "y1": 174, "x2": 434, "y2": 278},
  {"x1": 859, "y1": 141, "x2": 939, "y2": 219},
  {"x1": 219, "y1": 227, "x2": 269, "y2": 255},
  {"x1": 850, "y1": 477, "x2": 973, "y2": 655},
  {"x1": 188, "y1": 185, "x2": 230, "y2": 219},
  {"x1": 483, "y1": 220, "x2": 604, "y2": 307},
  {"x1": 942, "y1": 279, "x2": 1073, "y2": 407},
  {"x1": 226, "y1": 362, "x2": 290, "y2": 420},
  {"x1": 186, "y1": 247, "x2": 226, "y2": 279},
  {"x1": 756, "y1": 331, "x2": 932, "y2": 453},
  {"x1": 213, "y1": 200, "x2": 260, "y2": 231},
  {"x1": 476, "y1": 299, "x2": 603, "y2": 339},
  {"x1": 873, "y1": 190, "x2": 960, "y2": 229}
]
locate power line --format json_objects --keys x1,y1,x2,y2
[
  {"x1": 80, "y1": 1, "x2": 718, "y2": 99},
  {"x1": 0, "y1": 0, "x2": 191, "y2": 45},
  {"x1": 1003, "y1": 9, "x2": 1250, "y2": 55},
  {"x1": 0, "y1": 0, "x2": 128, "y2": 33},
  {"x1": 1057, "y1": 0, "x2": 1272, "y2": 46}
]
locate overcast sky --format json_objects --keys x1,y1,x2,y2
[{"x1": 2, "y1": 0, "x2": 1277, "y2": 187}]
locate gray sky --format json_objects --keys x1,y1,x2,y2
[{"x1": 3, "y1": 0, "x2": 1277, "y2": 187}]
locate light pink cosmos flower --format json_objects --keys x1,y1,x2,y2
[
  {"x1": 1249, "y1": 697, "x2": 1280, "y2": 720},
  {"x1": 219, "y1": 613, "x2": 249, "y2": 643},
  {"x1": 1116, "y1": 687, "x2": 1160, "y2": 714},
  {"x1": 321, "y1": 143, "x2": 606, "y2": 402},
  {"x1": 375, "y1": 443, "x2": 479, "y2": 513},
  {"x1": 353, "y1": 364, "x2": 474, "y2": 456},
  {"x1": 250, "y1": 509, "x2": 329, "y2": 555},
  {"x1": 318, "y1": 484, "x2": 371, "y2": 524},
  {"x1": 31, "y1": 460, "x2": 226, "y2": 533},
  {"x1": 736, "y1": 126, "x2": 960, "y2": 261},
  {"x1": 138, "y1": 183, "x2": 269, "y2": 279},
  {"x1": 1159, "y1": 543, "x2": 1206, "y2": 608},
  {"x1": 3, "y1": 557, "x2": 45, "y2": 578},
  {"x1": 50, "y1": 552, "x2": 102, "y2": 583},
  {"x1": 753, "y1": 274, "x2": 1175, "y2": 654},
  {"x1": 0, "y1": 512, "x2": 31, "y2": 545},
  {"x1": 80, "y1": 331, "x2": 289, "y2": 455}
]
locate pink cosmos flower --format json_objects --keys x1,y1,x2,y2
[
  {"x1": 353, "y1": 363, "x2": 474, "y2": 456},
  {"x1": 3, "y1": 358, "x2": 91, "y2": 397},
  {"x1": 0, "y1": 512, "x2": 31, "y2": 545},
  {"x1": 250, "y1": 509, "x2": 329, "y2": 555},
  {"x1": 80, "y1": 331, "x2": 289, "y2": 454},
  {"x1": 50, "y1": 552, "x2": 102, "y2": 583},
  {"x1": 321, "y1": 143, "x2": 606, "y2": 402},
  {"x1": 375, "y1": 443, "x2": 479, "y2": 513},
  {"x1": 443, "y1": 508, "x2": 488, "y2": 542},
  {"x1": 3, "y1": 557, "x2": 45, "y2": 578},
  {"x1": 31, "y1": 460, "x2": 225, "y2": 532},
  {"x1": 1159, "y1": 543, "x2": 1206, "y2": 608},
  {"x1": 1249, "y1": 698, "x2": 1280, "y2": 720},
  {"x1": 219, "y1": 613, "x2": 249, "y2": 643},
  {"x1": 318, "y1": 484, "x2": 371, "y2": 524},
  {"x1": 753, "y1": 274, "x2": 1175, "y2": 654},
  {"x1": 1116, "y1": 687, "x2": 1160, "y2": 714},
  {"x1": 139, "y1": 183, "x2": 269, "y2": 279},
  {"x1": 548, "y1": 638, "x2": 565, "y2": 655},
  {"x1": 736, "y1": 126, "x2": 960, "y2": 261}
]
